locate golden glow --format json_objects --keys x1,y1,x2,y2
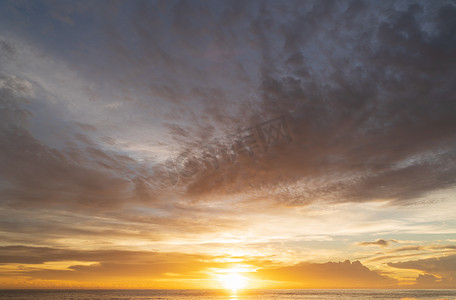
[{"x1": 216, "y1": 271, "x2": 248, "y2": 292}]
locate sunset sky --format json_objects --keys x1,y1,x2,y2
[{"x1": 1, "y1": 0, "x2": 456, "y2": 290}]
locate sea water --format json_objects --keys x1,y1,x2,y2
[{"x1": 0, "y1": 289, "x2": 456, "y2": 299}]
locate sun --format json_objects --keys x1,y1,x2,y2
[{"x1": 217, "y1": 272, "x2": 248, "y2": 292}]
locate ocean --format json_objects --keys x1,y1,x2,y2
[{"x1": 0, "y1": 289, "x2": 456, "y2": 300}]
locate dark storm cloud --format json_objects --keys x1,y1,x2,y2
[
  {"x1": 1, "y1": 0, "x2": 456, "y2": 224},
  {"x1": 157, "y1": 0, "x2": 456, "y2": 206}
]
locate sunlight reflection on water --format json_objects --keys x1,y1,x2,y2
[{"x1": 1, "y1": 289, "x2": 456, "y2": 300}]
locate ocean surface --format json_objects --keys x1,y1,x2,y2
[{"x1": 0, "y1": 289, "x2": 456, "y2": 300}]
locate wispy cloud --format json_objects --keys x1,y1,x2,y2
[{"x1": 358, "y1": 239, "x2": 397, "y2": 247}]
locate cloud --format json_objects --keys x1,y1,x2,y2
[
  {"x1": 0, "y1": 246, "x2": 399, "y2": 288},
  {"x1": 142, "y1": 0, "x2": 456, "y2": 208},
  {"x1": 360, "y1": 242, "x2": 456, "y2": 263},
  {"x1": 388, "y1": 254, "x2": 456, "y2": 276},
  {"x1": 1, "y1": 0, "x2": 456, "y2": 288},
  {"x1": 0, "y1": 71, "x2": 160, "y2": 211},
  {"x1": 390, "y1": 246, "x2": 423, "y2": 252},
  {"x1": 388, "y1": 255, "x2": 456, "y2": 288},
  {"x1": 1, "y1": 0, "x2": 456, "y2": 211},
  {"x1": 256, "y1": 259, "x2": 397, "y2": 288},
  {"x1": 358, "y1": 239, "x2": 397, "y2": 247},
  {"x1": 0, "y1": 245, "x2": 223, "y2": 288},
  {"x1": 365, "y1": 252, "x2": 426, "y2": 263}
]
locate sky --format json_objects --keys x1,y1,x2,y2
[{"x1": 0, "y1": 0, "x2": 456, "y2": 290}]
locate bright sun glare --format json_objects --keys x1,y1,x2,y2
[{"x1": 217, "y1": 272, "x2": 248, "y2": 292}]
